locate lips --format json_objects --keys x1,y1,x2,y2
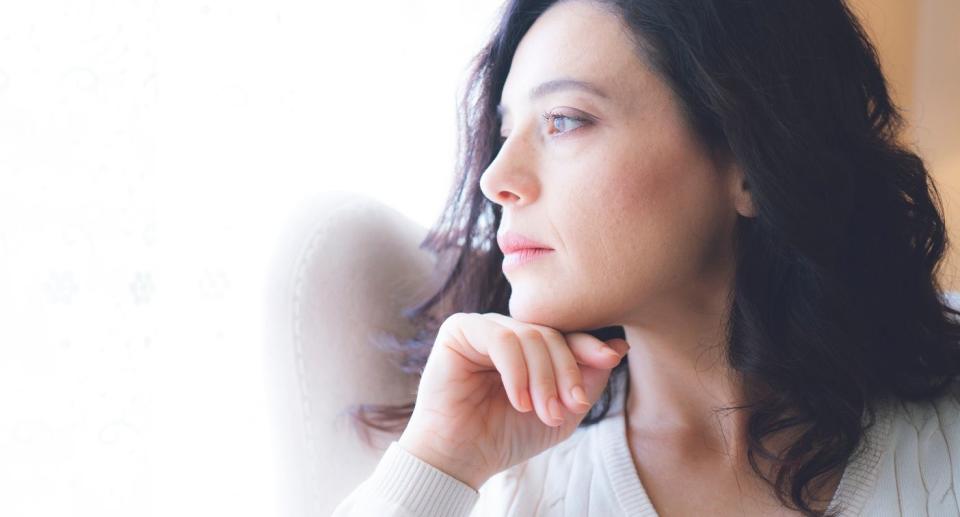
[{"x1": 497, "y1": 231, "x2": 554, "y2": 254}]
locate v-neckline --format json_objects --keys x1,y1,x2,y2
[{"x1": 595, "y1": 381, "x2": 895, "y2": 516}]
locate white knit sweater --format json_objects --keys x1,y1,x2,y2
[{"x1": 332, "y1": 374, "x2": 960, "y2": 516}]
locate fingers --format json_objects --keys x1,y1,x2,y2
[
  {"x1": 538, "y1": 328, "x2": 592, "y2": 415},
  {"x1": 568, "y1": 335, "x2": 629, "y2": 408},
  {"x1": 566, "y1": 334, "x2": 629, "y2": 369},
  {"x1": 480, "y1": 313, "x2": 629, "y2": 427},
  {"x1": 514, "y1": 328, "x2": 564, "y2": 426},
  {"x1": 443, "y1": 312, "x2": 630, "y2": 428},
  {"x1": 441, "y1": 313, "x2": 532, "y2": 414}
]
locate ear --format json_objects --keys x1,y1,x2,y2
[
  {"x1": 711, "y1": 143, "x2": 756, "y2": 219},
  {"x1": 727, "y1": 160, "x2": 757, "y2": 219}
]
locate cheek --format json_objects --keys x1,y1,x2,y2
[
  {"x1": 586, "y1": 156, "x2": 676, "y2": 254},
  {"x1": 554, "y1": 166, "x2": 665, "y2": 303},
  {"x1": 564, "y1": 151, "x2": 720, "y2": 297}
]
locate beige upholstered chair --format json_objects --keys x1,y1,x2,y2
[{"x1": 263, "y1": 190, "x2": 445, "y2": 517}]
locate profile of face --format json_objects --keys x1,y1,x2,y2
[{"x1": 479, "y1": 0, "x2": 755, "y2": 333}]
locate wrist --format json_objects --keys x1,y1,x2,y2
[{"x1": 397, "y1": 431, "x2": 491, "y2": 491}]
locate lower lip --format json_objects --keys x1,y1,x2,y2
[{"x1": 502, "y1": 248, "x2": 554, "y2": 273}]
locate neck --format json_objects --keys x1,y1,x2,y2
[{"x1": 620, "y1": 289, "x2": 757, "y2": 463}]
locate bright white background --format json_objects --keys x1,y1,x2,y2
[{"x1": 0, "y1": 1, "x2": 505, "y2": 515}]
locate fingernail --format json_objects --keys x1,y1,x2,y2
[
  {"x1": 520, "y1": 389, "x2": 532, "y2": 412},
  {"x1": 604, "y1": 348, "x2": 622, "y2": 360},
  {"x1": 547, "y1": 395, "x2": 563, "y2": 424},
  {"x1": 609, "y1": 340, "x2": 630, "y2": 356},
  {"x1": 571, "y1": 385, "x2": 589, "y2": 405}
]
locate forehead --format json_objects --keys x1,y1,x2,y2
[{"x1": 499, "y1": 1, "x2": 650, "y2": 112}]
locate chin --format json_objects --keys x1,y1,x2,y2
[
  {"x1": 508, "y1": 298, "x2": 558, "y2": 325},
  {"x1": 508, "y1": 298, "x2": 602, "y2": 334}
]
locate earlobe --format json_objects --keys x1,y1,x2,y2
[
  {"x1": 716, "y1": 146, "x2": 757, "y2": 218},
  {"x1": 732, "y1": 171, "x2": 757, "y2": 218},
  {"x1": 736, "y1": 182, "x2": 757, "y2": 218}
]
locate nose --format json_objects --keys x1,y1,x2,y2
[{"x1": 478, "y1": 137, "x2": 540, "y2": 207}]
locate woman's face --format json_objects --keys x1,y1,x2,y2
[{"x1": 479, "y1": 0, "x2": 753, "y2": 332}]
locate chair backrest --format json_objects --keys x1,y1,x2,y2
[{"x1": 263, "y1": 191, "x2": 443, "y2": 517}]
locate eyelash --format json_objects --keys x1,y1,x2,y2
[
  {"x1": 498, "y1": 110, "x2": 589, "y2": 144},
  {"x1": 542, "y1": 111, "x2": 588, "y2": 135}
]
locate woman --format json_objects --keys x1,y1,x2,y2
[{"x1": 333, "y1": 0, "x2": 960, "y2": 515}]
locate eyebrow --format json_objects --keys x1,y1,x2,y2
[{"x1": 496, "y1": 78, "x2": 609, "y2": 120}]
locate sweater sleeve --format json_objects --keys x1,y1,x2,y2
[{"x1": 330, "y1": 441, "x2": 481, "y2": 517}]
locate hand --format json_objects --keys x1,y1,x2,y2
[{"x1": 397, "y1": 312, "x2": 629, "y2": 490}]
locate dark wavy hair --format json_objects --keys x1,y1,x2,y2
[{"x1": 344, "y1": 0, "x2": 960, "y2": 515}]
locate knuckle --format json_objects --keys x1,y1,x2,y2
[
  {"x1": 531, "y1": 378, "x2": 557, "y2": 394},
  {"x1": 516, "y1": 329, "x2": 543, "y2": 343},
  {"x1": 541, "y1": 328, "x2": 565, "y2": 342},
  {"x1": 493, "y1": 329, "x2": 517, "y2": 344},
  {"x1": 559, "y1": 365, "x2": 582, "y2": 382}
]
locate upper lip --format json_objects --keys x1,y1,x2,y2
[{"x1": 497, "y1": 231, "x2": 554, "y2": 254}]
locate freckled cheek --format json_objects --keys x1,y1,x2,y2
[
  {"x1": 568, "y1": 168, "x2": 678, "y2": 276},
  {"x1": 596, "y1": 166, "x2": 671, "y2": 222},
  {"x1": 561, "y1": 179, "x2": 642, "y2": 258}
]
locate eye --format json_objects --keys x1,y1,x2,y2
[
  {"x1": 497, "y1": 110, "x2": 590, "y2": 145},
  {"x1": 541, "y1": 110, "x2": 588, "y2": 137}
]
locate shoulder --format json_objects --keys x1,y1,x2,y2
[
  {"x1": 470, "y1": 423, "x2": 602, "y2": 516},
  {"x1": 887, "y1": 377, "x2": 960, "y2": 443},
  {"x1": 867, "y1": 378, "x2": 960, "y2": 513},
  {"x1": 894, "y1": 379, "x2": 960, "y2": 431}
]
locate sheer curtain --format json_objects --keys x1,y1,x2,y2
[{"x1": 0, "y1": 1, "x2": 503, "y2": 515}]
